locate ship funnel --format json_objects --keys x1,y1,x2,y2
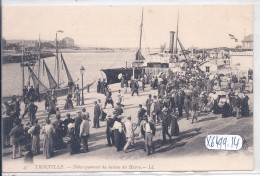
[{"x1": 169, "y1": 31, "x2": 175, "y2": 57}]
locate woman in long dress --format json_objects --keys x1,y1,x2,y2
[
  {"x1": 113, "y1": 118, "x2": 126, "y2": 152},
  {"x1": 170, "y1": 114, "x2": 179, "y2": 136},
  {"x1": 41, "y1": 119, "x2": 55, "y2": 159},
  {"x1": 28, "y1": 119, "x2": 41, "y2": 155}
]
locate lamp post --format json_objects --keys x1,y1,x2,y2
[{"x1": 80, "y1": 66, "x2": 85, "y2": 105}]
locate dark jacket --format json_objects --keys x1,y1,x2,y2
[
  {"x1": 94, "y1": 104, "x2": 101, "y2": 117},
  {"x1": 106, "y1": 118, "x2": 115, "y2": 134},
  {"x1": 137, "y1": 108, "x2": 146, "y2": 119}
]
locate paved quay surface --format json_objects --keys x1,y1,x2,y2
[{"x1": 2, "y1": 83, "x2": 253, "y2": 172}]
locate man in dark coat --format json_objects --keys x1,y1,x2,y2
[
  {"x1": 106, "y1": 115, "x2": 115, "y2": 146},
  {"x1": 114, "y1": 103, "x2": 124, "y2": 116},
  {"x1": 23, "y1": 86, "x2": 28, "y2": 98},
  {"x1": 28, "y1": 101, "x2": 38, "y2": 125},
  {"x1": 177, "y1": 91, "x2": 184, "y2": 118},
  {"x1": 9, "y1": 119, "x2": 24, "y2": 159},
  {"x1": 137, "y1": 104, "x2": 147, "y2": 126},
  {"x1": 241, "y1": 95, "x2": 249, "y2": 117},
  {"x1": 94, "y1": 101, "x2": 101, "y2": 128},
  {"x1": 97, "y1": 79, "x2": 101, "y2": 93},
  {"x1": 131, "y1": 80, "x2": 139, "y2": 96},
  {"x1": 28, "y1": 86, "x2": 35, "y2": 98},
  {"x1": 74, "y1": 111, "x2": 82, "y2": 138},
  {"x1": 234, "y1": 95, "x2": 241, "y2": 119},
  {"x1": 142, "y1": 77, "x2": 146, "y2": 91},
  {"x1": 161, "y1": 107, "x2": 171, "y2": 144}
]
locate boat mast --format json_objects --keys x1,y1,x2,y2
[
  {"x1": 22, "y1": 41, "x2": 24, "y2": 89},
  {"x1": 38, "y1": 34, "x2": 41, "y2": 88},
  {"x1": 56, "y1": 32, "x2": 60, "y2": 89},
  {"x1": 138, "y1": 8, "x2": 144, "y2": 68},
  {"x1": 175, "y1": 10, "x2": 179, "y2": 55}
]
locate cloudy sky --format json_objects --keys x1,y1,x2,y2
[{"x1": 2, "y1": 5, "x2": 253, "y2": 49}]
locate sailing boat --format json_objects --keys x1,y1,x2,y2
[
  {"x1": 27, "y1": 52, "x2": 76, "y2": 97},
  {"x1": 101, "y1": 9, "x2": 145, "y2": 84}
]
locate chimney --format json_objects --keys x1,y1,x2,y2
[{"x1": 169, "y1": 31, "x2": 175, "y2": 57}]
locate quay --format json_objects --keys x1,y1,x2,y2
[{"x1": 2, "y1": 82, "x2": 253, "y2": 171}]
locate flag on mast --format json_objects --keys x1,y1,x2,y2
[{"x1": 228, "y1": 34, "x2": 238, "y2": 42}]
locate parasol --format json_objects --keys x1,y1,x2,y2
[{"x1": 118, "y1": 73, "x2": 122, "y2": 79}]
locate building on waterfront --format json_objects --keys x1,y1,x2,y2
[
  {"x1": 61, "y1": 37, "x2": 75, "y2": 48},
  {"x1": 18, "y1": 40, "x2": 39, "y2": 48},
  {"x1": 241, "y1": 34, "x2": 253, "y2": 50},
  {"x1": 198, "y1": 60, "x2": 218, "y2": 73},
  {"x1": 229, "y1": 34, "x2": 253, "y2": 78}
]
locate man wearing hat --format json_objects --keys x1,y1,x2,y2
[
  {"x1": 114, "y1": 102, "x2": 124, "y2": 116},
  {"x1": 137, "y1": 104, "x2": 146, "y2": 126},
  {"x1": 9, "y1": 119, "x2": 24, "y2": 159},
  {"x1": 184, "y1": 95, "x2": 191, "y2": 120},
  {"x1": 145, "y1": 94, "x2": 153, "y2": 116},
  {"x1": 80, "y1": 113, "x2": 90, "y2": 152},
  {"x1": 93, "y1": 101, "x2": 101, "y2": 128},
  {"x1": 233, "y1": 94, "x2": 241, "y2": 119},
  {"x1": 161, "y1": 107, "x2": 171, "y2": 144},
  {"x1": 28, "y1": 101, "x2": 38, "y2": 125},
  {"x1": 131, "y1": 79, "x2": 139, "y2": 96},
  {"x1": 143, "y1": 116, "x2": 156, "y2": 155},
  {"x1": 104, "y1": 89, "x2": 114, "y2": 109}
]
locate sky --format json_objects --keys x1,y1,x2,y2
[{"x1": 2, "y1": 5, "x2": 253, "y2": 49}]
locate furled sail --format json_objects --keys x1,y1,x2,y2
[
  {"x1": 43, "y1": 60, "x2": 58, "y2": 89},
  {"x1": 61, "y1": 53, "x2": 74, "y2": 84},
  {"x1": 28, "y1": 67, "x2": 48, "y2": 92},
  {"x1": 135, "y1": 49, "x2": 145, "y2": 61}
]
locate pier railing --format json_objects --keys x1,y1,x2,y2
[{"x1": 144, "y1": 67, "x2": 169, "y2": 77}]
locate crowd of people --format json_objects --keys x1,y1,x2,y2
[{"x1": 2, "y1": 67, "x2": 252, "y2": 160}]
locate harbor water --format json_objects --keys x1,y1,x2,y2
[{"x1": 2, "y1": 51, "x2": 136, "y2": 97}]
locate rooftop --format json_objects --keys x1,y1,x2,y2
[{"x1": 242, "y1": 34, "x2": 253, "y2": 42}]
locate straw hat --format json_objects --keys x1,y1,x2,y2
[{"x1": 162, "y1": 107, "x2": 168, "y2": 112}]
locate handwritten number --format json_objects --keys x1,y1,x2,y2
[
  {"x1": 223, "y1": 138, "x2": 227, "y2": 150},
  {"x1": 211, "y1": 136, "x2": 215, "y2": 147},
  {"x1": 206, "y1": 136, "x2": 211, "y2": 147}
]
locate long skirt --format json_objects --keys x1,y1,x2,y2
[
  {"x1": 43, "y1": 133, "x2": 54, "y2": 159},
  {"x1": 114, "y1": 130, "x2": 126, "y2": 151},
  {"x1": 170, "y1": 118, "x2": 179, "y2": 136},
  {"x1": 221, "y1": 103, "x2": 230, "y2": 118},
  {"x1": 69, "y1": 137, "x2": 81, "y2": 155},
  {"x1": 64, "y1": 100, "x2": 74, "y2": 110},
  {"x1": 31, "y1": 135, "x2": 40, "y2": 155},
  {"x1": 54, "y1": 131, "x2": 63, "y2": 150},
  {"x1": 213, "y1": 100, "x2": 221, "y2": 114}
]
